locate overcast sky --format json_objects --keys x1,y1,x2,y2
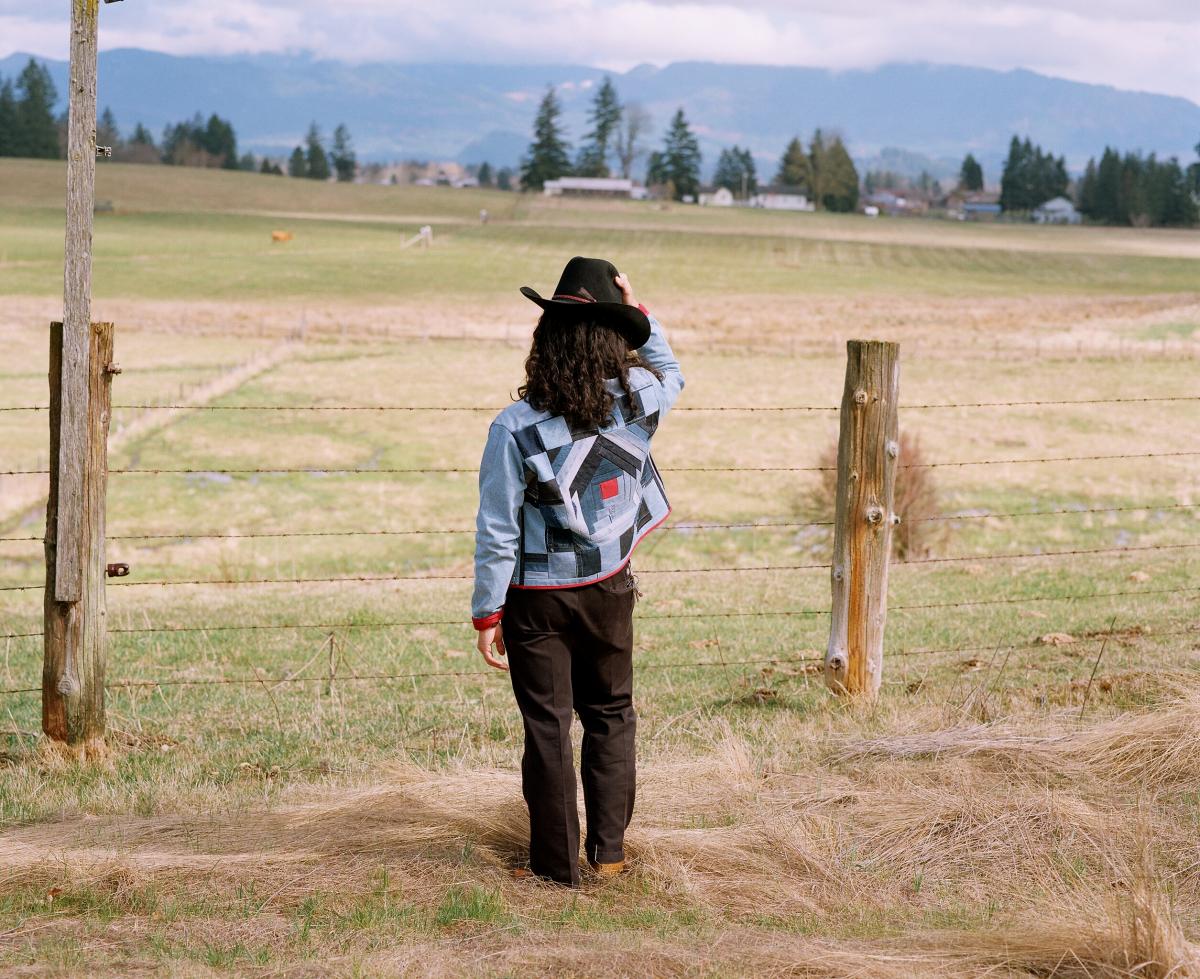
[{"x1": 1, "y1": 0, "x2": 1197, "y2": 104}]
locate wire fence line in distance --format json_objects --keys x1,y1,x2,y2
[
  {"x1": 3, "y1": 502, "x2": 1196, "y2": 545},
  {"x1": 2, "y1": 541, "x2": 1196, "y2": 593},
  {"x1": 1, "y1": 625, "x2": 1195, "y2": 699},
  {"x1": 7, "y1": 450, "x2": 1199, "y2": 478},
  {"x1": 4, "y1": 393, "x2": 1195, "y2": 412},
  {"x1": 2, "y1": 583, "x2": 1196, "y2": 642},
  {"x1": 0, "y1": 502, "x2": 1192, "y2": 547}
]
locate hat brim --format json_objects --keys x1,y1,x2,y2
[{"x1": 520, "y1": 287, "x2": 652, "y2": 349}]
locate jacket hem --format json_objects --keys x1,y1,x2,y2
[{"x1": 507, "y1": 507, "x2": 672, "y2": 592}]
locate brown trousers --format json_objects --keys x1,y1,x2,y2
[{"x1": 503, "y1": 564, "x2": 638, "y2": 886}]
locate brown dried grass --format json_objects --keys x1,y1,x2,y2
[
  {"x1": 836, "y1": 676, "x2": 1200, "y2": 787},
  {"x1": 4, "y1": 689, "x2": 1200, "y2": 975}
]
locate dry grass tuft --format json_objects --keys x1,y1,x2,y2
[{"x1": 837, "y1": 677, "x2": 1200, "y2": 788}]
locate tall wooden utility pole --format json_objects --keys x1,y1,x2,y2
[
  {"x1": 56, "y1": 0, "x2": 103, "y2": 604},
  {"x1": 824, "y1": 340, "x2": 900, "y2": 698},
  {"x1": 44, "y1": 0, "x2": 122, "y2": 752}
]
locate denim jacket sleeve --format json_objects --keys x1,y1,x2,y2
[
  {"x1": 471, "y1": 422, "x2": 525, "y2": 629},
  {"x1": 636, "y1": 306, "x2": 685, "y2": 416}
]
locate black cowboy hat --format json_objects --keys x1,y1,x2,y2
[{"x1": 520, "y1": 256, "x2": 652, "y2": 349}]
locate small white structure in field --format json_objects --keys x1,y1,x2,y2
[
  {"x1": 543, "y1": 177, "x2": 635, "y2": 198},
  {"x1": 1032, "y1": 196, "x2": 1081, "y2": 224},
  {"x1": 698, "y1": 187, "x2": 735, "y2": 207},
  {"x1": 754, "y1": 191, "x2": 814, "y2": 212}
]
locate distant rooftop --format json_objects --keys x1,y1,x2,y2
[{"x1": 544, "y1": 177, "x2": 635, "y2": 191}]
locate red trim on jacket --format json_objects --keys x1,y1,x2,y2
[
  {"x1": 637, "y1": 303, "x2": 650, "y2": 315},
  {"x1": 472, "y1": 608, "x2": 504, "y2": 631}
]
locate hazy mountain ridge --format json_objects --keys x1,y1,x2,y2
[{"x1": 2, "y1": 49, "x2": 1197, "y2": 181}]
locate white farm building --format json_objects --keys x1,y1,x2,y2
[
  {"x1": 1032, "y1": 196, "x2": 1081, "y2": 225},
  {"x1": 543, "y1": 177, "x2": 642, "y2": 199}
]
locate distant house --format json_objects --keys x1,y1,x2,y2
[
  {"x1": 946, "y1": 191, "x2": 1002, "y2": 222},
  {"x1": 698, "y1": 187, "x2": 735, "y2": 207},
  {"x1": 543, "y1": 177, "x2": 636, "y2": 198},
  {"x1": 753, "y1": 189, "x2": 814, "y2": 212},
  {"x1": 1032, "y1": 196, "x2": 1081, "y2": 225},
  {"x1": 864, "y1": 190, "x2": 919, "y2": 216},
  {"x1": 962, "y1": 201, "x2": 1002, "y2": 220}
]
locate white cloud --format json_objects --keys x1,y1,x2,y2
[{"x1": 0, "y1": 0, "x2": 1196, "y2": 103}]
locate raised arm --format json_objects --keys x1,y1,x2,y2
[{"x1": 614, "y1": 272, "x2": 685, "y2": 415}]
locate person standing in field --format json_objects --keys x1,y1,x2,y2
[{"x1": 471, "y1": 257, "x2": 684, "y2": 887}]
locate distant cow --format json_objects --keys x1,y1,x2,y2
[{"x1": 271, "y1": 231, "x2": 293, "y2": 243}]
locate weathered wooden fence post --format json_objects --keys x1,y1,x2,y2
[
  {"x1": 44, "y1": 322, "x2": 115, "y2": 753},
  {"x1": 43, "y1": 0, "x2": 121, "y2": 752},
  {"x1": 824, "y1": 340, "x2": 900, "y2": 698}
]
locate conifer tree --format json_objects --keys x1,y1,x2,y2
[
  {"x1": 520, "y1": 86, "x2": 572, "y2": 190},
  {"x1": 999, "y1": 135, "x2": 1067, "y2": 211},
  {"x1": 819, "y1": 135, "x2": 859, "y2": 212},
  {"x1": 958, "y1": 153, "x2": 983, "y2": 191},
  {"x1": 477, "y1": 161, "x2": 493, "y2": 187},
  {"x1": 775, "y1": 136, "x2": 811, "y2": 191},
  {"x1": 655, "y1": 108, "x2": 701, "y2": 201},
  {"x1": 331, "y1": 124, "x2": 357, "y2": 182},
  {"x1": 0, "y1": 79, "x2": 17, "y2": 157},
  {"x1": 575, "y1": 76, "x2": 622, "y2": 177},
  {"x1": 14, "y1": 58, "x2": 59, "y2": 159},
  {"x1": 305, "y1": 124, "x2": 330, "y2": 180},
  {"x1": 288, "y1": 146, "x2": 308, "y2": 178},
  {"x1": 714, "y1": 145, "x2": 757, "y2": 199}
]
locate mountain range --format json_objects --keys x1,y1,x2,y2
[{"x1": 3, "y1": 49, "x2": 1199, "y2": 183}]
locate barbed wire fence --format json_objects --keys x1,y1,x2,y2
[{"x1": 1, "y1": 379, "x2": 1197, "y2": 707}]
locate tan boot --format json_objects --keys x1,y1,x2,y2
[{"x1": 587, "y1": 858, "x2": 626, "y2": 878}]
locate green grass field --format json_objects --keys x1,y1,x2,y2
[{"x1": 1, "y1": 158, "x2": 1199, "y2": 977}]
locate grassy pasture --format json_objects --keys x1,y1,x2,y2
[{"x1": 0, "y1": 159, "x2": 1199, "y2": 976}]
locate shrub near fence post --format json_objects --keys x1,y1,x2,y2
[{"x1": 824, "y1": 340, "x2": 900, "y2": 698}]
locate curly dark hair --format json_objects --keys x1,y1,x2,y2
[{"x1": 519, "y1": 312, "x2": 660, "y2": 430}]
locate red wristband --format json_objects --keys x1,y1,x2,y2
[
  {"x1": 637, "y1": 303, "x2": 650, "y2": 316},
  {"x1": 472, "y1": 609, "x2": 503, "y2": 631}
]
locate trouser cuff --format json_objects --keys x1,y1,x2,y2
[{"x1": 588, "y1": 845, "x2": 625, "y2": 863}]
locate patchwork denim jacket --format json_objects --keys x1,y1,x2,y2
[{"x1": 471, "y1": 311, "x2": 684, "y2": 628}]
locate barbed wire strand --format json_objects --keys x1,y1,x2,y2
[
  {"x1": 7, "y1": 450, "x2": 1198, "y2": 479},
  {"x1": 2, "y1": 584, "x2": 1195, "y2": 642},
  {"x1": 3, "y1": 502, "x2": 1197, "y2": 544},
  {"x1": 1, "y1": 541, "x2": 1196, "y2": 593},
  {"x1": 5, "y1": 394, "x2": 1199, "y2": 413},
  {"x1": 2, "y1": 626, "x2": 1195, "y2": 698}
]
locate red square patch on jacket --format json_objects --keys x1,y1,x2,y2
[{"x1": 599, "y1": 478, "x2": 620, "y2": 500}]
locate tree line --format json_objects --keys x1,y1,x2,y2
[
  {"x1": 0, "y1": 56, "x2": 358, "y2": 181},
  {"x1": 998, "y1": 133, "x2": 1199, "y2": 226},
  {"x1": 1076, "y1": 146, "x2": 1198, "y2": 227},
  {"x1": 518, "y1": 78, "x2": 859, "y2": 210},
  {"x1": 0, "y1": 60, "x2": 60, "y2": 159}
]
